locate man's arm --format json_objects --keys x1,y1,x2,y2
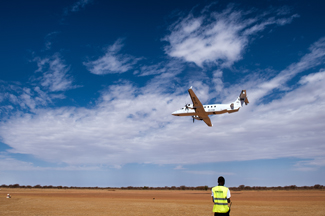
[
  {"x1": 227, "y1": 198, "x2": 231, "y2": 203},
  {"x1": 211, "y1": 190, "x2": 214, "y2": 203}
]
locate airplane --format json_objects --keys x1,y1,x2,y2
[{"x1": 172, "y1": 87, "x2": 249, "y2": 127}]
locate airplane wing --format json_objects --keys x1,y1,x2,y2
[
  {"x1": 188, "y1": 87, "x2": 203, "y2": 108},
  {"x1": 188, "y1": 87, "x2": 213, "y2": 127},
  {"x1": 202, "y1": 116, "x2": 212, "y2": 127}
]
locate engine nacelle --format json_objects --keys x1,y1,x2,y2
[{"x1": 192, "y1": 115, "x2": 203, "y2": 121}]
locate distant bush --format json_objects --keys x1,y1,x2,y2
[
  {"x1": 290, "y1": 185, "x2": 297, "y2": 190},
  {"x1": 244, "y1": 186, "x2": 251, "y2": 190},
  {"x1": 314, "y1": 184, "x2": 322, "y2": 189}
]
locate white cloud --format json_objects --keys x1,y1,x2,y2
[
  {"x1": 0, "y1": 54, "x2": 79, "y2": 113},
  {"x1": 84, "y1": 39, "x2": 142, "y2": 75},
  {"x1": 164, "y1": 5, "x2": 298, "y2": 67},
  {"x1": 135, "y1": 60, "x2": 184, "y2": 77},
  {"x1": 294, "y1": 157, "x2": 325, "y2": 171},
  {"x1": 1, "y1": 28, "x2": 325, "y2": 173},
  {"x1": 71, "y1": 0, "x2": 93, "y2": 12},
  {"x1": 0, "y1": 83, "x2": 182, "y2": 166},
  {"x1": 0, "y1": 155, "x2": 38, "y2": 171},
  {"x1": 174, "y1": 165, "x2": 185, "y2": 170},
  {"x1": 19, "y1": 88, "x2": 36, "y2": 110},
  {"x1": 249, "y1": 37, "x2": 325, "y2": 104},
  {"x1": 184, "y1": 170, "x2": 235, "y2": 176},
  {"x1": 1, "y1": 58, "x2": 325, "y2": 170},
  {"x1": 34, "y1": 53, "x2": 78, "y2": 92},
  {"x1": 0, "y1": 83, "x2": 52, "y2": 112},
  {"x1": 0, "y1": 154, "x2": 101, "y2": 171},
  {"x1": 212, "y1": 70, "x2": 224, "y2": 93},
  {"x1": 43, "y1": 32, "x2": 59, "y2": 51},
  {"x1": 63, "y1": 0, "x2": 93, "y2": 16}
]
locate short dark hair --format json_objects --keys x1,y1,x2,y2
[{"x1": 218, "y1": 176, "x2": 225, "y2": 185}]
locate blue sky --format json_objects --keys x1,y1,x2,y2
[{"x1": 1, "y1": 0, "x2": 325, "y2": 187}]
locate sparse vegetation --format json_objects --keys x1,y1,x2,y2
[{"x1": 0, "y1": 184, "x2": 324, "y2": 190}]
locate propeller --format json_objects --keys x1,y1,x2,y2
[{"x1": 192, "y1": 116, "x2": 195, "y2": 123}]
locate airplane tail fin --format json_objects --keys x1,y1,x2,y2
[
  {"x1": 230, "y1": 90, "x2": 249, "y2": 110},
  {"x1": 239, "y1": 90, "x2": 249, "y2": 105}
]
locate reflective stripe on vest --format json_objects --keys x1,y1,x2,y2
[{"x1": 212, "y1": 186, "x2": 229, "y2": 213}]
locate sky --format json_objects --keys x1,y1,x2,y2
[{"x1": 1, "y1": 0, "x2": 325, "y2": 188}]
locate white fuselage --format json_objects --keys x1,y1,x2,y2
[{"x1": 172, "y1": 97, "x2": 243, "y2": 117}]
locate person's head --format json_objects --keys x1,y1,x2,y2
[{"x1": 218, "y1": 176, "x2": 225, "y2": 186}]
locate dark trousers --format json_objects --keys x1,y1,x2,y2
[{"x1": 214, "y1": 210, "x2": 230, "y2": 216}]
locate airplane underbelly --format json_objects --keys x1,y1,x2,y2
[
  {"x1": 173, "y1": 112, "x2": 195, "y2": 116},
  {"x1": 206, "y1": 108, "x2": 239, "y2": 115},
  {"x1": 206, "y1": 109, "x2": 228, "y2": 115}
]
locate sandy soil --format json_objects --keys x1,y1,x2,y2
[{"x1": 1, "y1": 188, "x2": 324, "y2": 216}]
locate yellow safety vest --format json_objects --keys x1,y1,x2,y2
[{"x1": 212, "y1": 186, "x2": 229, "y2": 213}]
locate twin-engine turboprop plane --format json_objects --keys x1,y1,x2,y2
[{"x1": 172, "y1": 87, "x2": 249, "y2": 127}]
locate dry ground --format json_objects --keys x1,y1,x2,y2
[{"x1": 1, "y1": 188, "x2": 325, "y2": 216}]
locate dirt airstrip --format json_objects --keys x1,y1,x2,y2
[{"x1": 1, "y1": 188, "x2": 325, "y2": 216}]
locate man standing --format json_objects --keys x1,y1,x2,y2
[{"x1": 211, "y1": 176, "x2": 231, "y2": 215}]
